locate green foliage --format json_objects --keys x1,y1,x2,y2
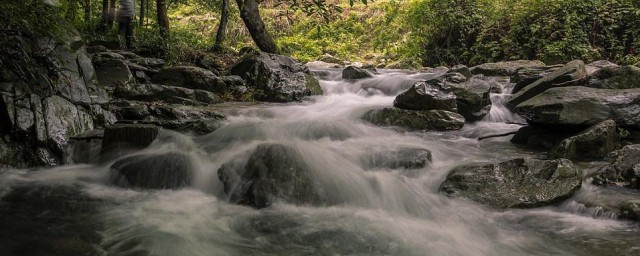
[
  {"x1": 0, "y1": 0, "x2": 70, "y2": 85},
  {"x1": 403, "y1": 0, "x2": 640, "y2": 66}
]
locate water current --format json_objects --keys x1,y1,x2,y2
[{"x1": 1, "y1": 69, "x2": 639, "y2": 256}]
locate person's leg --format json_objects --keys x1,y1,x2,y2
[
  {"x1": 118, "y1": 20, "x2": 127, "y2": 48},
  {"x1": 125, "y1": 18, "x2": 134, "y2": 49}
]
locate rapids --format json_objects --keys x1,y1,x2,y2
[{"x1": 1, "y1": 69, "x2": 639, "y2": 256}]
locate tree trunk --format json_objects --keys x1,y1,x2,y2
[
  {"x1": 83, "y1": 0, "x2": 91, "y2": 25},
  {"x1": 212, "y1": 0, "x2": 229, "y2": 52},
  {"x1": 235, "y1": 0, "x2": 279, "y2": 53},
  {"x1": 66, "y1": 0, "x2": 77, "y2": 20},
  {"x1": 107, "y1": 0, "x2": 116, "y2": 28},
  {"x1": 156, "y1": 0, "x2": 170, "y2": 39},
  {"x1": 139, "y1": 0, "x2": 146, "y2": 26},
  {"x1": 99, "y1": 0, "x2": 108, "y2": 31}
]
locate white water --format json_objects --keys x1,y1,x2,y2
[{"x1": 2, "y1": 69, "x2": 640, "y2": 255}]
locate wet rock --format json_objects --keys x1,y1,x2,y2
[
  {"x1": 586, "y1": 60, "x2": 619, "y2": 75},
  {"x1": 360, "y1": 147, "x2": 432, "y2": 170},
  {"x1": 394, "y1": 81, "x2": 458, "y2": 112},
  {"x1": 230, "y1": 51, "x2": 323, "y2": 102},
  {"x1": 592, "y1": 144, "x2": 640, "y2": 188},
  {"x1": 362, "y1": 108, "x2": 465, "y2": 131},
  {"x1": 586, "y1": 65, "x2": 640, "y2": 89},
  {"x1": 306, "y1": 61, "x2": 343, "y2": 69},
  {"x1": 43, "y1": 96, "x2": 94, "y2": 155},
  {"x1": 220, "y1": 75, "x2": 245, "y2": 87},
  {"x1": 100, "y1": 124, "x2": 159, "y2": 156},
  {"x1": 93, "y1": 51, "x2": 125, "y2": 60},
  {"x1": 148, "y1": 105, "x2": 225, "y2": 121},
  {"x1": 0, "y1": 185, "x2": 105, "y2": 256},
  {"x1": 440, "y1": 158, "x2": 582, "y2": 209},
  {"x1": 470, "y1": 60, "x2": 546, "y2": 77},
  {"x1": 195, "y1": 55, "x2": 223, "y2": 73},
  {"x1": 449, "y1": 65, "x2": 472, "y2": 78},
  {"x1": 514, "y1": 86, "x2": 640, "y2": 129},
  {"x1": 342, "y1": 66, "x2": 374, "y2": 80},
  {"x1": 429, "y1": 74, "x2": 492, "y2": 121},
  {"x1": 511, "y1": 64, "x2": 563, "y2": 93},
  {"x1": 129, "y1": 57, "x2": 165, "y2": 69},
  {"x1": 110, "y1": 153, "x2": 193, "y2": 189},
  {"x1": 65, "y1": 129, "x2": 104, "y2": 164},
  {"x1": 114, "y1": 83, "x2": 223, "y2": 105},
  {"x1": 218, "y1": 143, "x2": 325, "y2": 208},
  {"x1": 508, "y1": 60, "x2": 588, "y2": 108},
  {"x1": 550, "y1": 120, "x2": 618, "y2": 160},
  {"x1": 89, "y1": 104, "x2": 116, "y2": 127},
  {"x1": 152, "y1": 66, "x2": 226, "y2": 93},
  {"x1": 93, "y1": 58, "x2": 134, "y2": 87},
  {"x1": 115, "y1": 104, "x2": 150, "y2": 120},
  {"x1": 52, "y1": 44, "x2": 93, "y2": 105}
]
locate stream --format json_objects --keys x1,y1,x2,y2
[{"x1": 1, "y1": 68, "x2": 639, "y2": 256}]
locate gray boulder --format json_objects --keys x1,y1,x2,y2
[
  {"x1": 94, "y1": 58, "x2": 134, "y2": 87},
  {"x1": 129, "y1": 57, "x2": 165, "y2": 69},
  {"x1": 586, "y1": 60, "x2": 619, "y2": 75},
  {"x1": 550, "y1": 120, "x2": 618, "y2": 160},
  {"x1": 362, "y1": 108, "x2": 464, "y2": 131},
  {"x1": 394, "y1": 81, "x2": 458, "y2": 112},
  {"x1": 511, "y1": 64, "x2": 563, "y2": 93},
  {"x1": 508, "y1": 60, "x2": 588, "y2": 108},
  {"x1": 43, "y1": 95, "x2": 94, "y2": 154},
  {"x1": 110, "y1": 153, "x2": 193, "y2": 189},
  {"x1": 440, "y1": 158, "x2": 582, "y2": 209},
  {"x1": 515, "y1": 86, "x2": 640, "y2": 128},
  {"x1": 593, "y1": 144, "x2": 640, "y2": 188},
  {"x1": 230, "y1": 51, "x2": 323, "y2": 102},
  {"x1": 586, "y1": 65, "x2": 640, "y2": 89},
  {"x1": 152, "y1": 66, "x2": 226, "y2": 94},
  {"x1": 218, "y1": 143, "x2": 325, "y2": 208},
  {"x1": 432, "y1": 74, "x2": 493, "y2": 121},
  {"x1": 342, "y1": 66, "x2": 374, "y2": 80},
  {"x1": 470, "y1": 60, "x2": 546, "y2": 77},
  {"x1": 114, "y1": 83, "x2": 223, "y2": 105}
]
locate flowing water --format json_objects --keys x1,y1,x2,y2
[{"x1": 1, "y1": 69, "x2": 640, "y2": 256}]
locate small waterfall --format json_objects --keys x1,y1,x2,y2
[
  {"x1": 482, "y1": 77, "x2": 523, "y2": 123},
  {"x1": 560, "y1": 201, "x2": 618, "y2": 219}
]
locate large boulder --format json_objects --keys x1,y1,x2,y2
[
  {"x1": 440, "y1": 158, "x2": 582, "y2": 209},
  {"x1": 586, "y1": 65, "x2": 640, "y2": 90},
  {"x1": 362, "y1": 108, "x2": 465, "y2": 131},
  {"x1": 470, "y1": 60, "x2": 546, "y2": 77},
  {"x1": 432, "y1": 73, "x2": 493, "y2": 121},
  {"x1": 508, "y1": 60, "x2": 588, "y2": 108},
  {"x1": 93, "y1": 58, "x2": 134, "y2": 87},
  {"x1": 585, "y1": 60, "x2": 619, "y2": 75},
  {"x1": 514, "y1": 86, "x2": 640, "y2": 128},
  {"x1": 393, "y1": 81, "x2": 458, "y2": 112},
  {"x1": 114, "y1": 83, "x2": 223, "y2": 105},
  {"x1": 342, "y1": 66, "x2": 374, "y2": 80},
  {"x1": 43, "y1": 95, "x2": 94, "y2": 154},
  {"x1": 592, "y1": 144, "x2": 640, "y2": 188},
  {"x1": 110, "y1": 153, "x2": 193, "y2": 189},
  {"x1": 511, "y1": 64, "x2": 563, "y2": 93},
  {"x1": 229, "y1": 51, "x2": 323, "y2": 102},
  {"x1": 218, "y1": 143, "x2": 326, "y2": 208},
  {"x1": 550, "y1": 120, "x2": 618, "y2": 160},
  {"x1": 100, "y1": 124, "x2": 159, "y2": 156},
  {"x1": 152, "y1": 66, "x2": 226, "y2": 93}
]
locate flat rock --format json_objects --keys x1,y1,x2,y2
[{"x1": 440, "y1": 158, "x2": 582, "y2": 209}]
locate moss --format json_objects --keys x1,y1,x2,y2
[{"x1": 304, "y1": 74, "x2": 323, "y2": 96}]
